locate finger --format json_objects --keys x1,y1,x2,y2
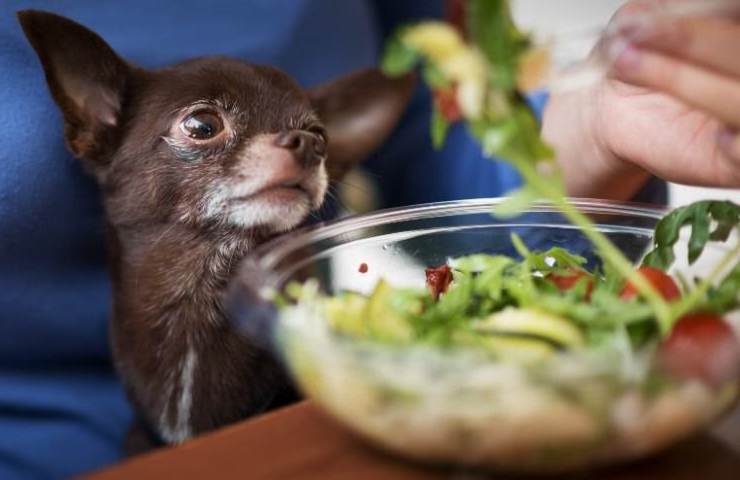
[
  {"x1": 612, "y1": 45, "x2": 740, "y2": 127},
  {"x1": 719, "y1": 128, "x2": 740, "y2": 162},
  {"x1": 613, "y1": 0, "x2": 740, "y2": 23},
  {"x1": 627, "y1": 17, "x2": 740, "y2": 79}
]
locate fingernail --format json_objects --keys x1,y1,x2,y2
[
  {"x1": 616, "y1": 15, "x2": 654, "y2": 42},
  {"x1": 613, "y1": 43, "x2": 642, "y2": 73}
]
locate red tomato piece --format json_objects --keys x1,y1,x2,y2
[
  {"x1": 659, "y1": 313, "x2": 740, "y2": 387},
  {"x1": 358, "y1": 263, "x2": 369, "y2": 274},
  {"x1": 547, "y1": 268, "x2": 594, "y2": 300},
  {"x1": 621, "y1": 266, "x2": 681, "y2": 301},
  {"x1": 425, "y1": 264, "x2": 454, "y2": 301},
  {"x1": 432, "y1": 86, "x2": 463, "y2": 123}
]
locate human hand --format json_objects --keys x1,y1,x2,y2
[{"x1": 543, "y1": 0, "x2": 740, "y2": 200}]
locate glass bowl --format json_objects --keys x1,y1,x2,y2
[{"x1": 227, "y1": 198, "x2": 739, "y2": 474}]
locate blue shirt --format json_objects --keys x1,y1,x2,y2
[{"x1": 0, "y1": 1, "x2": 665, "y2": 478}]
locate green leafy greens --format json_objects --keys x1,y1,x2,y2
[
  {"x1": 643, "y1": 200, "x2": 740, "y2": 269},
  {"x1": 310, "y1": 244, "x2": 667, "y2": 361}
]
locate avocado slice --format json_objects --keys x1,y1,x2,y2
[{"x1": 474, "y1": 307, "x2": 585, "y2": 349}]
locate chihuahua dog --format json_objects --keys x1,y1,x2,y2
[{"x1": 18, "y1": 11, "x2": 413, "y2": 446}]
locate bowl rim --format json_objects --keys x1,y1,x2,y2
[{"x1": 246, "y1": 197, "x2": 666, "y2": 274}]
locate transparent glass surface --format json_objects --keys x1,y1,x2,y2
[{"x1": 228, "y1": 199, "x2": 738, "y2": 473}]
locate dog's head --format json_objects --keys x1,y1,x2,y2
[{"x1": 18, "y1": 11, "x2": 414, "y2": 234}]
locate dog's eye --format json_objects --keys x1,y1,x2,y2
[{"x1": 181, "y1": 110, "x2": 224, "y2": 140}]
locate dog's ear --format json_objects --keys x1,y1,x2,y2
[
  {"x1": 18, "y1": 10, "x2": 130, "y2": 165},
  {"x1": 309, "y1": 69, "x2": 415, "y2": 181}
]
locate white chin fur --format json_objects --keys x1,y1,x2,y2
[{"x1": 227, "y1": 196, "x2": 313, "y2": 232}]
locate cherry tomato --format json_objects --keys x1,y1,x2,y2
[
  {"x1": 659, "y1": 313, "x2": 740, "y2": 387},
  {"x1": 432, "y1": 86, "x2": 462, "y2": 123},
  {"x1": 621, "y1": 266, "x2": 681, "y2": 301},
  {"x1": 547, "y1": 268, "x2": 594, "y2": 300}
]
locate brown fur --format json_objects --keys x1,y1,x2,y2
[{"x1": 19, "y1": 10, "x2": 414, "y2": 445}]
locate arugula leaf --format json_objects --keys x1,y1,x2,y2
[
  {"x1": 381, "y1": 33, "x2": 419, "y2": 76},
  {"x1": 594, "y1": 263, "x2": 623, "y2": 295},
  {"x1": 472, "y1": 103, "x2": 555, "y2": 170},
  {"x1": 688, "y1": 202, "x2": 711, "y2": 264},
  {"x1": 463, "y1": 1, "x2": 555, "y2": 175},
  {"x1": 709, "y1": 201, "x2": 740, "y2": 241},
  {"x1": 510, "y1": 232, "x2": 532, "y2": 259},
  {"x1": 527, "y1": 289, "x2": 654, "y2": 330},
  {"x1": 528, "y1": 247, "x2": 587, "y2": 273},
  {"x1": 626, "y1": 322, "x2": 659, "y2": 349},
  {"x1": 503, "y1": 237, "x2": 587, "y2": 275},
  {"x1": 643, "y1": 200, "x2": 740, "y2": 269},
  {"x1": 492, "y1": 187, "x2": 537, "y2": 218},
  {"x1": 430, "y1": 107, "x2": 450, "y2": 149},
  {"x1": 467, "y1": 0, "x2": 530, "y2": 91},
  {"x1": 694, "y1": 263, "x2": 740, "y2": 314},
  {"x1": 421, "y1": 62, "x2": 449, "y2": 89}
]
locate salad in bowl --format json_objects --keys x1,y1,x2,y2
[
  {"x1": 228, "y1": 0, "x2": 740, "y2": 473},
  {"x1": 229, "y1": 199, "x2": 738, "y2": 473}
]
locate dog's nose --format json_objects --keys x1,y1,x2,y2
[{"x1": 274, "y1": 130, "x2": 324, "y2": 168}]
